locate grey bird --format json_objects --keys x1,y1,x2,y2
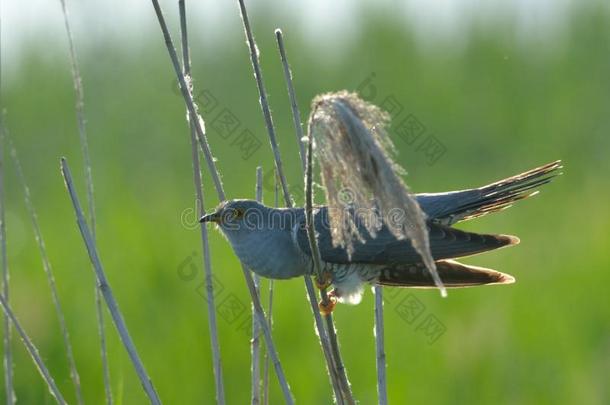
[{"x1": 200, "y1": 161, "x2": 561, "y2": 308}]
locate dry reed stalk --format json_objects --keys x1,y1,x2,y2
[
  {"x1": 56, "y1": 0, "x2": 111, "y2": 401},
  {"x1": 273, "y1": 28, "x2": 354, "y2": 404},
  {"x1": 261, "y1": 174, "x2": 278, "y2": 405},
  {"x1": 0, "y1": 119, "x2": 15, "y2": 405},
  {"x1": 178, "y1": 1, "x2": 226, "y2": 403},
  {"x1": 0, "y1": 118, "x2": 64, "y2": 405},
  {"x1": 374, "y1": 286, "x2": 387, "y2": 404},
  {"x1": 5, "y1": 131, "x2": 83, "y2": 404},
  {"x1": 61, "y1": 158, "x2": 162, "y2": 405},
  {"x1": 0, "y1": 293, "x2": 66, "y2": 404},
  {"x1": 251, "y1": 167, "x2": 264, "y2": 404},
  {"x1": 149, "y1": 2, "x2": 293, "y2": 402}
]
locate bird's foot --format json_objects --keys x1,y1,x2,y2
[
  {"x1": 315, "y1": 271, "x2": 333, "y2": 290},
  {"x1": 318, "y1": 290, "x2": 338, "y2": 316}
]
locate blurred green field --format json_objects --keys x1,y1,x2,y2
[{"x1": 1, "y1": 3, "x2": 609, "y2": 404}]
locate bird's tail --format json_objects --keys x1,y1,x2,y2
[
  {"x1": 377, "y1": 260, "x2": 515, "y2": 288},
  {"x1": 422, "y1": 160, "x2": 562, "y2": 225},
  {"x1": 460, "y1": 160, "x2": 562, "y2": 222}
]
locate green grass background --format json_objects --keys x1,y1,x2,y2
[{"x1": 1, "y1": 3, "x2": 609, "y2": 404}]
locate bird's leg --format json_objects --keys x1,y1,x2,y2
[
  {"x1": 318, "y1": 289, "x2": 338, "y2": 316},
  {"x1": 315, "y1": 270, "x2": 333, "y2": 290}
]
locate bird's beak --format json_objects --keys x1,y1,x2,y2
[{"x1": 199, "y1": 211, "x2": 220, "y2": 223}]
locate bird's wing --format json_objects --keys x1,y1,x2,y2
[
  {"x1": 295, "y1": 207, "x2": 518, "y2": 265},
  {"x1": 416, "y1": 160, "x2": 561, "y2": 225}
]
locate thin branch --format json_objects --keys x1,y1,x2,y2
[
  {"x1": 0, "y1": 293, "x2": 66, "y2": 404},
  {"x1": 0, "y1": 119, "x2": 14, "y2": 405},
  {"x1": 373, "y1": 286, "x2": 387, "y2": 405},
  {"x1": 93, "y1": 267, "x2": 111, "y2": 404},
  {"x1": 239, "y1": 262, "x2": 294, "y2": 404},
  {"x1": 261, "y1": 278, "x2": 273, "y2": 405},
  {"x1": 302, "y1": 120, "x2": 341, "y2": 394},
  {"x1": 273, "y1": 27, "x2": 353, "y2": 404},
  {"x1": 274, "y1": 30, "x2": 306, "y2": 173},
  {"x1": 56, "y1": 0, "x2": 110, "y2": 402},
  {"x1": 262, "y1": 174, "x2": 278, "y2": 405},
  {"x1": 5, "y1": 132, "x2": 83, "y2": 404},
  {"x1": 237, "y1": 0, "x2": 350, "y2": 399},
  {"x1": 251, "y1": 167, "x2": 263, "y2": 405},
  {"x1": 178, "y1": 2, "x2": 225, "y2": 403},
  {"x1": 150, "y1": 0, "x2": 225, "y2": 201},
  {"x1": 192, "y1": 138, "x2": 226, "y2": 405},
  {"x1": 304, "y1": 115, "x2": 352, "y2": 404},
  {"x1": 237, "y1": 0, "x2": 291, "y2": 205},
  {"x1": 60, "y1": 158, "x2": 161, "y2": 405},
  {"x1": 57, "y1": 1, "x2": 95, "y2": 234},
  {"x1": 149, "y1": 2, "x2": 293, "y2": 402},
  {"x1": 0, "y1": 131, "x2": 64, "y2": 402}
]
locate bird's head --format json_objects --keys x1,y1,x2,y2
[
  {"x1": 199, "y1": 199, "x2": 307, "y2": 278},
  {"x1": 200, "y1": 198, "x2": 299, "y2": 242},
  {"x1": 199, "y1": 199, "x2": 265, "y2": 232}
]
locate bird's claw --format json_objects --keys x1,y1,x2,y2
[
  {"x1": 315, "y1": 271, "x2": 333, "y2": 290},
  {"x1": 318, "y1": 290, "x2": 338, "y2": 316}
]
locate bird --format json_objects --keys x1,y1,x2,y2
[{"x1": 200, "y1": 161, "x2": 561, "y2": 314}]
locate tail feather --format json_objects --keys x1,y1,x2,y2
[
  {"x1": 377, "y1": 260, "x2": 515, "y2": 288},
  {"x1": 427, "y1": 226, "x2": 520, "y2": 261},
  {"x1": 417, "y1": 160, "x2": 562, "y2": 225},
  {"x1": 458, "y1": 160, "x2": 562, "y2": 221}
]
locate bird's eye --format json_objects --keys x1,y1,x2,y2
[{"x1": 220, "y1": 207, "x2": 244, "y2": 223}]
